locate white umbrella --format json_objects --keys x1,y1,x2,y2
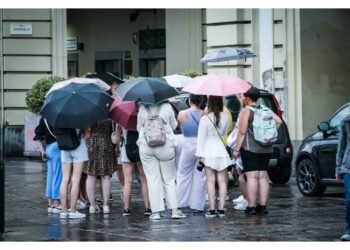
[
  {"x1": 46, "y1": 77, "x2": 110, "y2": 97},
  {"x1": 162, "y1": 74, "x2": 192, "y2": 89}
]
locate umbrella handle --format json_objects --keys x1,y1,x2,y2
[{"x1": 135, "y1": 98, "x2": 140, "y2": 112}]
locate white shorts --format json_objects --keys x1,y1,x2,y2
[
  {"x1": 61, "y1": 138, "x2": 89, "y2": 164},
  {"x1": 120, "y1": 145, "x2": 131, "y2": 163}
]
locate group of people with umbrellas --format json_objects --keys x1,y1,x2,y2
[{"x1": 36, "y1": 47, "x2": 279, "y2": 220}]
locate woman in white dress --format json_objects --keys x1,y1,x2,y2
[{"x1": 196, "y1": 96, "x2": 231, "y2": 218}]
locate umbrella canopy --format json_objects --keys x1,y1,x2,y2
[
  {"x1": 86, "y1": 72, "x2": 124, "y2": 85},
  {"x1": 109, "y1": 96, "x2": 139, "y2": 131},
  {"x1": 116, "y1": 77, "x2": 179, "y2": 104},
  {"x1": 200, "y1": 47, "x2": 256, "y2": 63},
  {"x1": 40, "y1": 83, "x2": 114, "y2": 129},
  {"x1": 46, "y1": 77, "x2": 110, "y2": 97},
  {"x1": 182, "y1": 74, "x2": 251, "y2": 96},
  {"x1": 162, "y1": 74, "x2": 192, "y2": 88}
]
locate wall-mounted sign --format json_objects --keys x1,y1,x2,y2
[
  {"x1": 10, "y1": 23, "x2": 32, "y2": 35},
  {"x1": 124, "y1": 51, "x2": 131, "y2": 59},
  {"x1": 139, "y1": 29, "x2": 165, "y2": 51},
  {"x1": 67, "y1": 37, "x2": 78, "y2": 51}
]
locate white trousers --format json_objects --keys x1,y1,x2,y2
[
  {"x1": 176, "y1": 137, "x2": 207, "y2": 211},
  {"x1": 139, "y1": 140, "x2": 178, "y2": 212}
]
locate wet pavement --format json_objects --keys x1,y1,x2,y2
[{"x1": 0, "y1": 159, "x2": 347, "y2": 241}]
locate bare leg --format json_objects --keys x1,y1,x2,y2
[
  {"x1": 79, "y1": 173, "x2": 88, "y2": 201},
  {"x1": 86, "y1": 175, "x2": 97, "y2": 208},
  {"x1": 137, "y1": 162, "x2": 150, "y2": 209},
  {"x1": 70, "y1": 161, "x2": 84, "y2": 212},
  {"x1": 101, "y1": 175, "x2": 111, "y2": 207},
  {"x1": 53, "y1": 199, "x2": 60, "y2": 207},
  {"x1": 245, "y1": 171, "x2": 259, "y2": 207},
  {"x1": 116, "y1": 165, "x2": 125, "y2": 191},
  {"x1": 205, "y1": 166, "x2": 216, "y2": 210},
  {"x1": 217, "y1": 168, "x2": 228, "y2": 210},
  {"x1": 122, "y1": 162, "x2": 134, "y2": 209},
  {"x1": 60, "y1": 163, "x2": 72, "y2": 212},
  {"x1": 237, "y1": 169, "x2": 247, "y2": 199},
  {"x1": 258, "y1": 171, "x2": 269, "y2": 206}
]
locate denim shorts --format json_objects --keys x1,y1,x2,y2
[
  {"x1": 61, "y1": 138, "x2": 89, "y2": 164},
  {"x1": 240, "y1": 148, "x2": 271, "y2": 173}
]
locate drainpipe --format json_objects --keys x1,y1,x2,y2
[
  {"x1": 0, "y1": 9, "x2": 4, "y2": 235},
  {"x1": 0, "y1": 9, "x2": 4, "y2": 159}
]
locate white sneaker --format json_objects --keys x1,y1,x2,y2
[
  {"x1": 69, "y1": 211, "x2": 86, "y2": 219},
  {"x1": 171, "y1": 210, "x2": 186, "y2": 219},
  {"x1": 51, "y1": 205, "x2": 62, "y2": 214},
  {"x1": 48, "y1": 206, "x2": 53, "y2": 213},
  {"x1": 60, "y1": 211, "x2": 69, "y2": 219},
  {"x1": 149, "y1": 212, "x2": 161, "y2": 220},
  {"x1": 234, "y1": 200, "x2": 248, "y2": 211},
  {"x1": 232, "y1": 195, "x2": 245, "y2": 204},
  {"x1": 89, "y1": 205, "x2": 101, "y2": 214},
  {"x1": 77, "y1": 199, "x2": 87, "y2": 210},
  {"x1": 103, "y1": 205, "x2": 110, "y2": 214}
]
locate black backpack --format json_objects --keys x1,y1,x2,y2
[
  {"x1": 125, "y1": 130, "x2": 140, "y2": 163},
  {"x1": 44, "y1": 119, "x2": 81, "y2": 150},
  {"x1": 53, "y1": 128, "x2": 81, "y2": 150}
]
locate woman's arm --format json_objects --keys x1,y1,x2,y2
[
  {"x1": 272, "y1": 113, "x2": 283, "y2": 129},
  {"x1": 84, "y1": 127, "x2": 92, "y2": 140},
  {"x1": 232, "y1": 108, "x2": 250, "y2": 158}
]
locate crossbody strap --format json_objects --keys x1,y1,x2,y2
[
  {"x1": 206, "y1": 114, "x2": 226, "y2": 147},
  {"x1": 43, "y1": 119, "x2": 56, "y2": 139}
]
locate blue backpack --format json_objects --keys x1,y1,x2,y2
[{"x1": 246, "y1": 105, "x2": 278, "y2": 146}]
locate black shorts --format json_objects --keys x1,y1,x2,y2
[{"x1": 240, "y1": 148, "x2": 271, "y2": 173}]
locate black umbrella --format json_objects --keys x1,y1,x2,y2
[
  {"x1": 86, "y1": 72, "x2": 124, "y2": 85},
  {"x1": 40, "y1": 83, "x2": 114, "y2": 129},
  {"x1": 116, "y1": 77, "x2": 179, "y2": 104}
]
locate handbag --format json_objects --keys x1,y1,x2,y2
[{"x1": 111, "y1": 122, "x2": 117, "y2": 144}]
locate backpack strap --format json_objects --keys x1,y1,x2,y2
[{"x1": 43, "y1": 119, "x2": 56, "y2": 139}]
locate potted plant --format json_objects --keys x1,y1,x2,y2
[{"x1": 23, "y1": 76, "x2": 65, "y2": 157}]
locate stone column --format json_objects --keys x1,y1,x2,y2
[{"x1": 52, "y1": 9, "x2": 67, "y2": 78}]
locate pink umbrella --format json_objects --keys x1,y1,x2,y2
[
  {"x1": 109, "y1": 96, "x2": 139, "y2": 131},
  {"x1": 182, "y1": 74, "x2": 251, "y2": 96}
]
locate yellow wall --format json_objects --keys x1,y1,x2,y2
[{"x1": 300, "y1": 9, "x2": 350, "y2": 137}]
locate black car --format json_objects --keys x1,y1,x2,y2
[
  {"x1": 173, "y1": 90, "x2": 294, "y2": 184},
  {"x1": 295, "y1": 103, "x2": 349, "y2": 196}
]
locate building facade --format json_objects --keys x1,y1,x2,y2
[{"x1": 1, "y1": 8, "x2": 350, "y2": 156}]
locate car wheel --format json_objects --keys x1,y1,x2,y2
[
  {"x1": 268, "y1": 164, "x2": 292, "y2": 184},
  {"x1": 296, "y1": 158, "x2": 327, "y2": 196}
]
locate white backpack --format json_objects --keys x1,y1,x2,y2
[
  {"x1": 246, "y1": 105, "x2": 278, "y2": 146},
  {"x1": 143, "y1": 105, "x2": 167, "y2": 147}
]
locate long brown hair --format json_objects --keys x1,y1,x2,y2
[{"x1": 207, "y1": 96, "x2": 223, "y2": 127}]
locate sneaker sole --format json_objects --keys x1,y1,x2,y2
[
  {"x1": 171, "y1": 216, "x2": 186, "y2": 219},
  {"x1": 205, "y1": 215, "x2": 217, "y2": 218}
]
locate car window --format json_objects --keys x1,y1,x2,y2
[
  {"x1": 258, "y1": 96, "x2": 278, "y2": 115},
  {"x1": 329, "y1": 104, "x2": 350, "y2": 131}
]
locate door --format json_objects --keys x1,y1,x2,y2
[
  {"x1": 95, "y1": 59, "x2": 123, "y2": 78},
  {"x1": 318, "y1": 104, "x2": 350, "y2": 178}
]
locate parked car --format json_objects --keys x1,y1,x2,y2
[
  {"x1": 171, "y1": 90, "x2": 294, "y2": 184},
  {"x1": 295, "y1": 103, "x2": 349, "y2": 196}
]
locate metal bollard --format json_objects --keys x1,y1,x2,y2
[{"x1": 0, "y1": 160, "x2": 4, "y2": 234}]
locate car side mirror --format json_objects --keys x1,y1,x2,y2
[{"x1": 318, "y1": 122, "x2": 329, "y2": 132}]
